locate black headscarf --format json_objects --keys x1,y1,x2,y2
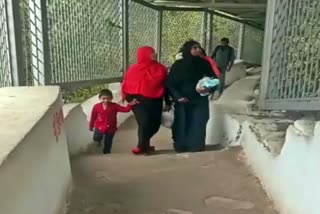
[
  {"x1": 181, "y1": 40, "x2": 200, "y2": 59},
  {"x1": 166, "y1": 40, "x2": 215, "y2": 100}
]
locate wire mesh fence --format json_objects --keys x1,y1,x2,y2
[
  {"x1": 47, "y1": 0, "x2": 123, "y2": 85},
  {"x1": 266, "y1": 0, "x2": 320, "y2": 102},
  {"x1": 1, "y1": 0, "x2": 264, "y2": 94},
  {"x1": 161, "y1": 11, "x2": 204, "y2": 66},
  {"x1": 20, "y1": 0, "x2": 45, "y2": 86},
  {"x1": 128, "y1": 0, "x2": 158, "y2": 66},
  {"x1": 211, "y1": 15, "x2": 241, "y2": 58},
  {"x1": 0, "y1": 0, "x2": 12, "y2": 87},
  {"x1": 242, "y1": 25, "x2": 264, "y2": 64}
]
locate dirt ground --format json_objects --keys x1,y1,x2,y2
[{"x1": 67, "y1": 117, "x2": 278, "y2": 214}]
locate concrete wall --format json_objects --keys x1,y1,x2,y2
[
  {"x1": 209, "y1": 74, "x2": 320, "y2": 214},
  {"x1": 241, "y1": 120, "x2": 320, "y2": 214},
  {"x1": 63, "y1": 103, "x2": 92, "y2": 155},
  {"x1": 225, "y1": 60, "x2": 247, "y2": 87},
  {"x1": 206, "y1": 75, "x2": 258, "y2": 146},
  {"x1": 0, "y1": 87, "x2": 72, "y2": 214}
]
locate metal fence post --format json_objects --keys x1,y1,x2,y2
[
  {"x1": 157, "y1": 9, "x2": 163, "y2": 62},
  {"x1": 258, "y1": 0, "x2": 276, "y2": 109},
  {"x1": 207, "y1": 12, "x2": 214, "y2": 55},
  {"x1": 237, "y1": 23, "x2": 245, "y2": 59},
  {"x1": 202, "y1": 10, "x2": 208, "y2": 51},
  {"x1": 41, "y1": 0, "x2": 51, "y2": 85},
  {"x1": 6, "y1": 0, "x2": 26, "y2": 86},
  {"x1": 122, "y1": 0, "x2": 129, "y2": 74}
]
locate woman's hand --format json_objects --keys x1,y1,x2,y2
[
  {"x1": 177, "y1": 97, "x2": 189, "y2": 103},
  {"x1": 196, "y1": 87, "x2": 210, "y2": 94}
]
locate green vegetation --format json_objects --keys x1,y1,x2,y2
[
  {"x1": 161, "y1": 12, "x2": 242, "y2": 65},
  {"x1": 63, "y1": 84, "x2": 108, "y2": 103}
]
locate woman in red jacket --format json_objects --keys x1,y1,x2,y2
[
  {"x1": 122, "y1": 46, "x2": 171, "y2": 155},
  {"x1": 199, "y1": 48, "x2": 221, "y2": 78}
]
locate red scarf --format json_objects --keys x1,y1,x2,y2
[
  {"x1": 122, "y1": 46, "x2": 167, "y2": 99},
  {"x1": 203, "y1": 56, "x2": 221, "y2": 78}
]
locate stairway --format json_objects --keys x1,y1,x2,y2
[{"x1": 66, "y1": 117, "x2": 277, "y2": 214}]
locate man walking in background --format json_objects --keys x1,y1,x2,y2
[{"x1": 211, "y1": 37, "x2": 235, "y2": 97}]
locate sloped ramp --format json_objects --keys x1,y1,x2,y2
[{"x1": 67, "y1": 117, "x2": 277, "y2": 214}]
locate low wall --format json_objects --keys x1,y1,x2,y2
[
  {"x1": 206, "y1": 75, "x2": 259, "y2": 146},
  {"x1": 0, "y1": 87, "x2": 72, "y2": 214},
  {"x1": 225, "y1": 59, "x2": 247, "y2": 87},
  {"x1": 63, "y1": 103, "x2": 92, "y2": 155},
  {"x1": 210, "y1": 74, "x2": 320, "y2": 214}
]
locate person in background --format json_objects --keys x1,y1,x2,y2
[
  {"x1": 122, "y1": 46, "x2": 171, "y2": 155},
  {"x1": 166, "y1": 40, "x2": 217, "y2": 153},
  {"x1": 211, "y1": 37, "x2": 235, "y2": 96},
  {"x1": 199, "y1": 47, "x2": 221, "y2": 78},
  {"x1": 89, "y1": 89, "x2": 138, "y2": 154}
]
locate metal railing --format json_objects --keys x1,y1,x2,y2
[
  {"x1": 0, "y1": 0, "x2": 262, "y2": 92},
  {"x1": 46, "y1": 0, "x2": 123, "y2": 89},
  {"x1": 260, "y1": 0, "x2": 320, "y2": 110},
  {"x1": 161, "y1": 10, "x2": 204, "y2": 66},
  {"x1": 128, "y1": 1, "x2": 158, "y2": 65},
  {"x1": 241, "y1": 24, "x2": 264, "y2": 65},
  {"x1": 0, "y1": 0, "x2": 12, "y2": 87}
]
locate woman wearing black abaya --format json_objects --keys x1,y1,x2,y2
[{"x1": 166, "y1": 40, "x2": 217, "y2": 152}]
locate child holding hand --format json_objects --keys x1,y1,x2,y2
[{"x1": 89, "y1": 89, "x2": 138, "y2": 154}]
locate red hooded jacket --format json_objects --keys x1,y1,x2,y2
[
  {"x1": 122, "y1": 46, "x2": 167, "y2": 99},
  {"x1": 203, "y1": 56, "x2": 221, "y2": 78},
  {"x1": 89, "y1": 102, "x2": 132, "y2": 134}
]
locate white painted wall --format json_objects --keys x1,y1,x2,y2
[
  {"x1": 242, "y1": 120, "x2": 320, "y2": 214},
  {"x1": 0, "y1": 87, "x2": 72, "y2": 214},
  {"x1": 225, "y1": 60, "x2": 247, "y2": 87},
  {"x1": 206, "y1": 75, "x2": 258, "y2": 146},
  {"x1": 209, "y1": 74, "x2": 320, "y2": 214},
  {"x1": 63, "y1": 103, "x2": 92, "y2": 155}
]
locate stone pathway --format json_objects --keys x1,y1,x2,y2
[{"x1": 67, "y1": 117, "x2": 277, "y2": 214}]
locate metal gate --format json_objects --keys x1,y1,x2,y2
[{"x1": 260, "y1": 0, "x2": 320, "y2": 110}]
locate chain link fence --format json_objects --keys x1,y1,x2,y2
[
  {"x1": 47, "y1": 0, "x2": 123, "y2": 85},
  {"x1": 128, "y1": 0, "x2": 158, "y2": 66},
  {"x1": 20, "y1": 0, "x2": 45, "y2": 86},
  {"x1": 0, "y1": 0, "x2": 12, "y2": 87},
  {"x1": 1, "y1": 0, "x2": 264, "y2": 93},
  {"x1": 211, "y1": 15, "x2": 241, "y2": 57},
  {"x1": 242, "y1": 25, "x2": 264, "y2": 65},
  {"x1": 161, "y1": 11, "x2": 203, "y2": 66},
  {"x1": 260, "y1": 0, "x2": 320, "y2": 110}
]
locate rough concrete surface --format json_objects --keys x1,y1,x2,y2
[{"x1": 67, "y1": 117, "x2": 277, "y2": 214}]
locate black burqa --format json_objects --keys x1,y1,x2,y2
[{"x1": 166, "y1": 40, "x2": 217, "y2": 152}]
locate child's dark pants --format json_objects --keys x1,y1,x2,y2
[{"x1": 93, "y1": 129, "x2": 114, "y2": 154}]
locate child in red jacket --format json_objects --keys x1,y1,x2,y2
[{"x1": 89, "y1": 89, "x2": 138, "y2": 154}]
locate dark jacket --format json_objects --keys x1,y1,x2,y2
[{"x1": 166, "y1": 57, "x2": 216, "y2": 102}]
